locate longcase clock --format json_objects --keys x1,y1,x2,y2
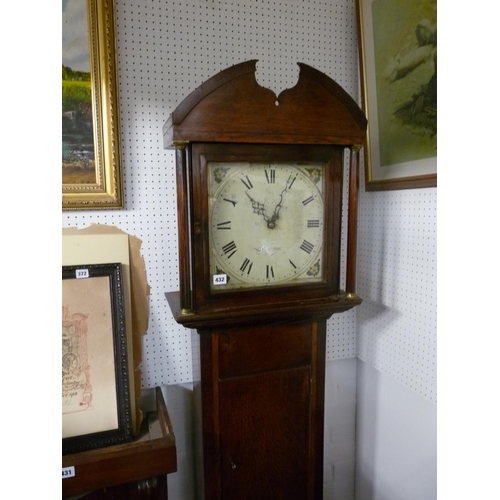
[{"x1": 163, "y1": 60, "x2": 366, "y2": 500}]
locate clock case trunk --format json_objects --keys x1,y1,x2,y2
[
  {"x1": 163, "y1": 60, "x2": 367, "y2": 499},
  {"x1": 192, "y1": 318, "x2": 328, "y2": 500}
]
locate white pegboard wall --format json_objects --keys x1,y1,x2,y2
[
  {"x1": 356, "y1": 157, "x2": 437, "y2": 403},
  {"x1": 62, "y1": 0, "x2": 361, "y2": 388}
]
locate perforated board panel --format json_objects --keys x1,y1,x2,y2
[
  {"x1": 356, "y1": 161, "x2": 437, "y2": 403},
  {"x1": 62, "y1": 0, "x2": 361, "y2": 387}
]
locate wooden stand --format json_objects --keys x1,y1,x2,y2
[{"x1": 62, "y1": 387, "x2": 177, "y2": 499}]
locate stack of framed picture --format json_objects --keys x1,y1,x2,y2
[
  {"x1": 62, "y1": 262, "x2": 133, "y2": 454},
  {"x1": 62, "y1": 226, "x2": 150, "y2": 454}
]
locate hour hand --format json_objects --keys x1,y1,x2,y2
[{"x1": 245, "y1": 192, "x2": 270, "y2": 222}]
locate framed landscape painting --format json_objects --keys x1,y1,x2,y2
[
  {"x1": 62, "y1": 0, "x2": 123, "y2": 209},
  {"x1": 356, "y1": 0, "x2": 437, "y2": 191}
]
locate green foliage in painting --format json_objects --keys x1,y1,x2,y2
[
  {"x1": 62, "y1": 66, "x2": 92, "y2": 118},
  {"x1": 62, "y1": 64, "x2": 91, "y2": 82}
]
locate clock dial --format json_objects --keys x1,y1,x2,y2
[{"x1": 209, "y1": 162, "x2": 325, "y2": 290}]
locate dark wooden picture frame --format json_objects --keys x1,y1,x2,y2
[{"x1": 62, "y1": 262, "x2": 132, "y2": 454}]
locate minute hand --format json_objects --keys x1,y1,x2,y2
[
  {"x1": 273, "y1": 174, "x2": 296, "y2": 219},
  {"x1": 272, "y1": 188, "x2": 287, "y2": 220}
]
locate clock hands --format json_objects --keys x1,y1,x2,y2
[
  {"x1": 245, "y1": 192, "x2": 270, "y2": 222},
  {"x1": 271, "y1": 174, "x2": 296, "y2": 224},
  {"x1": 272, "y1": 185, "x2": 288, "y2": 221},
  {"x1": 245, "y1": 192, "x2": 278, "y2": 229},
  {"x1": 246, "y1": 173, "x2": 297, "y2": 229}
]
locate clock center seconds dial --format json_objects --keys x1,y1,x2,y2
[{"x1": 209, "y1": 163, "x2": 325, "y2": 288}]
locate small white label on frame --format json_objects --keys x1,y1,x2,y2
[
  {"x1": 62, "y1": 466, "x2": 75, "y2": 479},
  {"x1": 75, "y1": 268, "x2": 90, "y2": 279},
  {"x1": 213, "y1": 274, "x2": 227, "y2": 285}
]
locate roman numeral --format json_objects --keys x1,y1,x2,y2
[
  {"x1": 302, "y1": 195, "x2": 314, "y2": 206},
  {"x1": 239, "y1": 258, "x2": 253, "y2": 274},
  {"x1": 223, "y1": 198, "x2": 237, "y2": 207},
  {"x1": 300, "y1": 240, "x2": 314, "y2": 254},
  {"x1": 241, "y1": 175, "x2": 253, "y2": 190},
  {"x1": 265, "y1": 169, "x2": 275, "y2": 184},
  {"x1": 221, "y1": 240, "x2": 237, "y2": 258},
  {"x1": 217, "y1": 221, "x2": 231, "y2": 230},
  {"x1": 287, "y1": 174, "x2": 297, "y2": 189},
  {"x1": 289, "y1": 259, "x2": 297, "y2": 269},
  {"x1": 266, "y1": 265, "x2": 274, "y2": 279},
  {"x1": 307, "y1": 220, "x2": 320, "y2": 228}
]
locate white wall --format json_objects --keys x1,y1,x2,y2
[
  {"x1": 355, "y1": 360, "x2": 436, "y2": 500},
  {"x1": 324, "y1": 359, "x2": 358, "y2": 500},
  {"x1": 355, "y1": 173, "x2": 437, "y2": 499}
]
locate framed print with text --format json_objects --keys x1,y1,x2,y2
[
  {"x1": 62, "y1": 263, "x2": 132, "y2": 454},
  {"x1": 356, "y1": 0, "x2": 437, "y2": 190},
  {"x1": 62, "y1": 0, "x2": 123, "y2": 209}
]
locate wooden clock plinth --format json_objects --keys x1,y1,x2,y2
[{"x1": 164, "y1": 60, "x2": 366, "y2": 499}]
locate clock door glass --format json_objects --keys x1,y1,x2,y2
[{"x1": 208, "y1": 162, "x2": 325, "y2": 291}]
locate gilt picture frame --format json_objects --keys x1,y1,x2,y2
[
  {"x1": 62, "y1": 262, "x2": 132, "y2": 454},
  {"x1": 62, "y1": 0, "x2": 123, "y2": 210},
  {"x1": 356, "y1": 0, "x2": 437, "y2": 191}
]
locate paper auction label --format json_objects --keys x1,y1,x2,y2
[
  {"x1": 62, "y1": 466, "x2": 75, "y2": 479},
  {"x1": 213, "y1": 274, "x2": 227, "y2": 285}
]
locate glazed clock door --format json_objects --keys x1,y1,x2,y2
[{"x1": 186, "y1": 142, "x2": 346, "y2": 318}]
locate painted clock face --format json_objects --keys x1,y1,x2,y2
[{"x1": 208, "y1": 162, "x2": 325, "y2": 291}]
